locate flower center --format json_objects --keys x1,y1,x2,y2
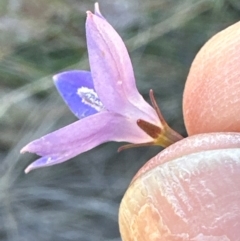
[
  {"x1": 77, "y1": 87, "x2": 104, "y2": 112},
  {"x1": 137, "y1": 119, "x2": 161, "y2": 139},
  {"x1": 118, "y1": 89, "x2": 183, "y2": 152}
]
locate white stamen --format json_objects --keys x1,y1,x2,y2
[{"x1": 77, "y1": 87, "x2": 104, "y2": 112}]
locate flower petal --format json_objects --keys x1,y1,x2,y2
[
  {"x1": 21, "y1": 111, "x2": 151, "y2": 172},
  {"x1": 24, "y1": 155, "x2": 75, "y2": 174},
  {"x1": 53, "y1": 70, "x2": 104, "y2": 119},
  {"x1": 86, "y1": 10, "x2": 158, "y2": 123},
  {"x1": 94, "y1": 2, "x2": 105, "y2": 20}
]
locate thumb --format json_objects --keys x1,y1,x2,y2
[
  {"x1": 183, "y1": 21, "x2": 240, "y2": 135},
  {"x1": 119, "y1": 22, "x2": 240, "y2": 241}
]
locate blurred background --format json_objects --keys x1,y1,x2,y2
[{"x1": 0, "y1": 0, "x2": 239, "y2": 240}]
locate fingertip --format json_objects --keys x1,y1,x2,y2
[{"x1": 183, "y1": 21, "x2": 240, "y2": 135}]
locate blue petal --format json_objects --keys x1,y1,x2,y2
[{"x1": 53, "y1": 70, "x2": 104, "y2": 119}]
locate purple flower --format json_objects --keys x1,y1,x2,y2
[{"x1": 21, "y1": 3, "x2": 182, "y2": 173}]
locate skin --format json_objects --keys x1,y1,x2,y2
[
  {"x1": 183, "y1": 21, "x2": 240, "y2": 135},
  {"x1": 119, "y1": 22, "x2": 240, "y2": 241}
]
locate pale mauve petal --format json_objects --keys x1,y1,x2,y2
[
  {"x1": 86, "y1": 11, "x2": 158, "y2": 123},
  {"x1": 54, "y1": 70, "x2": 104, "y2": 119},
  {"x1": 94, "y1": 2, "x2": 105, "y2": 20},
  {"x1": 21, "y1": 111, "x2": 151, "y2": 172},
  {"x1": 24, "y1": 154, "x2": 77, "y2": 173}
]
